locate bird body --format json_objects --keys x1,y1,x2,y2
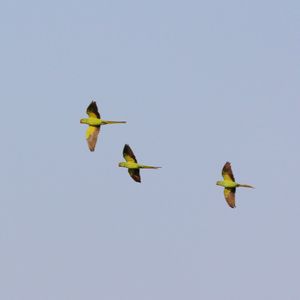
[
  {"x1": 216, "y1": 162, "x2": 253, "y2": 208},
  {"x1": 80, "y1": 118, "x2": 126, "y2": 126},
  {"x1": 119, "y1": 144, "x2": 160, "y2": 182},
  {"x1": 216, "y1": 180, "x2": 239, "y2": 189},
  {"x1": 80, "y1": 101, "x2": 126, "y2": 151},
  {"x1": 118, "y1": 161, "x2": 160, "y2": 169}
]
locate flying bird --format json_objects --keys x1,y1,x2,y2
[
  {"x1": 80, "y1": 101, "x2": 126, "y2": 151},
  {"x1": 216, "y1": 162, "x2": 254, "y2": 208},
  {"x1": 118, "y1": 144, "x2": 161, "y2": 182}
]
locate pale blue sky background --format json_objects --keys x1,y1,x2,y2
[{"x1": 0, "y1": 0, "x2": 299, "y2": 299}]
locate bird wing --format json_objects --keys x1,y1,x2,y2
[
  {"x1": 224, "y1": 188, "x2": 236, "y2": 208},
  {"x1": 123, "y1": 144, "x2": 137, "y2": 163},
  {"x1": 222, "y1": 162, "x2": 235, "y2": 182},
  {"x1": 128, "y1": 169, "x2": 141, "y2": 183},
  {"x1": 86, "y1": 101, "x2": 100, "y2": 118},
  {"x1": 86, "y1": 126, "x2": 100, "y2": 151}
]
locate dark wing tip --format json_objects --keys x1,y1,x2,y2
[
  {"x1": 225, "y1": 187, "x2": 236, "y2": 208},
  {"x1": 123, "y1": 144, "x2": 137, "y2": 162},
  {"x1": 222, "y1": 162, "x2": 230, "y2": 173},
  {"x1": 224, "y1": 161, "x2": 231, "y2": 168},
  {"x1": 123, "y1": 144, "x2": 131, "y2": 154},
  {"x1": 129, "y1": 169, "x2": 141, "y2": 183},
  {"x1": 87, "y1": 100, "x2": 97, "y2": 109},
  {"x1": 222, "y1": 161, "x2": 235, "y2": 181},
  {"x1": 87, "y1": 101, "x2": 100, "y2": 118}
]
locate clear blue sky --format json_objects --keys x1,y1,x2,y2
[{"x1": 0, "y1": 0, "x2": 299, "y2": 299}]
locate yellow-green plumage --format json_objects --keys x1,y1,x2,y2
[
  {"x1": 216, "y1": 162, "x2": 254, "y2": 208},
  {"x1": 80, "y1": 101, "x2": 126, "y2": 151},
  {"x1": 118, "y1": 144, "x2": 161, "y2": 182}
]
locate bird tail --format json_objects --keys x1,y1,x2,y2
[
  {"x1": 140, "y1": 165, "x2": 161, "y2": 169},
  {"x1": 102, "y1": 120, "x2": 127, "y2": 124},
  {"x1": 237, "y1": 184, "x2": 254, "y2": 188}
]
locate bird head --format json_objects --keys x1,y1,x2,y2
[
  {"x1": 216, "y1": 181, "x2": 223, "y2": 186},
  {"x1": 118, "y1": 162, "x2": 126, "y2": 168},
  {"x1": 80, "y1": 118, "x2": 88, "y2": 124}
]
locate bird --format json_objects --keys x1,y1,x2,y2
[
  {"x1": 216, "y1": 162, "x2": 254, "y2": 208},
  {"x1": 80, "y1": 101, "x2": 126, "y2": 151},
  {"x1": 118, "y1": 144, "x2": 161, "y2": 182}
]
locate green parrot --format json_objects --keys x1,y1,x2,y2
[
  {"x1": 118, "y1": 144, "x2": 161, "y2": 182},
  {"x1": 216, "y1": 162, "x2": 254, "y2": 208},
  {"x1": 80, "y1": 101, "x2": 126, "y2": 151}
]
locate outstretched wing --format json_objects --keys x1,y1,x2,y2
[
  {"x1": 86, "y1": 101, "x2": 100, "y2": 118},
  {"x1": 86, "y1": 126, "x2": 100, "y2": 151},
  {"x1": 123, "y1": 144, "x2": 137, "y2": 163},
  {"x1": 128, "y1": 169, "x2": 141, "y2": 183},
  {"x1": 224, "y1": 188, "x2": 236, "y2": 208},
  {"x1": 222, "y1": 162, "x2": 235, "y2": 182}
]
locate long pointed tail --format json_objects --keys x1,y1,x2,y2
[
  {"x1": 103, "y1": 120, "x2": 127, "y2": 124},
  {"x1": 140, "y1": 165, "x2": 161, "y2": 169},
  {"x1": 237, "y1": 184, "x2": 254, "y2": 188}
]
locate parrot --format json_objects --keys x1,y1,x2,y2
[
  {"x1": 118, "y1": 144, "x2": 160, "y2": 182},
  {"x1": 216, "y1": 162, "x2": 253, "y2": 208},
  {"x1": 80, "y1": 101, "x2": 126, "y2": 151}
]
